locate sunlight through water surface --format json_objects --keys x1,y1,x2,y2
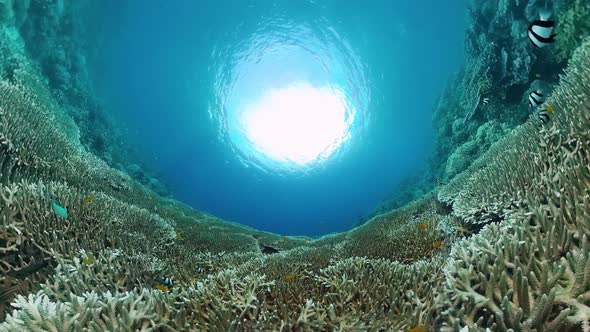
[
  {"x1": 211, "y1": 16, "x2": 369, "y2": 174},
  {"x1": 242, "y1": 83, "x2": 350, "y2": 165}
]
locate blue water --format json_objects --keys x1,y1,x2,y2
[{"x1": 88, "y1": 0, "x2": 466, "y2": 236}]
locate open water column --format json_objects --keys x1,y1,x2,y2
[
  {"x1": 90, "y1": 0, "x2": 465, "y2": 236},
  {"x1": 1, "y1": 0, "x2": 589, "y2": 330}
]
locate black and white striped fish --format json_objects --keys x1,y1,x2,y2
[
  {"x1": 528, "y1": 11, "x2": 556, "y2": 48},
  {"x1": 482, "y1": 97, "x2": 490, "y2": 105},
  {"x1": 538, "y1": 110, "x2": 550, "y2": 124},
  {"x1": 160, "y1": 277, "x2": 174, "y2": 287},
  {"x1": 195, "y1": 266, "x2": 204, "y2": 274},
  {"x1": 528, "y1": 90, "x2": 544, "y2": 108}
]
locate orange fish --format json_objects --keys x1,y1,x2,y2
[
  {"x1": 408, "y1": 326, "x2": 427, "y2": 332},
  {"x1": 433, "y1": 241, "x2": 443, "y2": 249},
  {"x1": 83, "y1": 194, "x2": 94, "y2": 205},
  {"x1": 155, "y1": 284, "x2": 169, "y2": 293},
  {"x1": 284, "y1": 274, "x2": 296, "y2": 282},
  {"x1": 418, "y1": 223, "x2": 427, "y2": 230},
  {"x1": 546, "y1": 104, "x2": 554, "y2": 113}
]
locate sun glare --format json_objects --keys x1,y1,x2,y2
[{"x1": 241, "y1": 83, "x2": 349, "y2": 165}]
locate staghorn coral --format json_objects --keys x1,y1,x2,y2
[
  {"x1": 451, "y1": 38, "x2": 590, "y2": 225},
  {"x1": 433, "y1": 212, "x2": 590, "y2": 331},
  {"x1": 433, "y1": 38, "x2": 590, "y2": 331},
  {"x1": 1, "y1": 2, "x2": 590, "y2": 331},
  {"x1": 0, "y1": 289, "x2": 180, "y2": 332},
  {"x1": 339, "y1": 196, "x2": 449, "y2": 263},
  {"x1": 2, "y1": 244, "x2": 449, "y2": 331}
]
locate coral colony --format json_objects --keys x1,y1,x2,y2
[{"x1": 0, "y1": 0, "x2": 589, "y2": 331}]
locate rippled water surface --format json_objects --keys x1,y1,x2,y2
[{"x1": 211, "y1": 16, "x2": 369, "y2": 173}]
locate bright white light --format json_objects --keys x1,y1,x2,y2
[{"x1": 241, "y1": 83, "x2": 349, "y2": 165}]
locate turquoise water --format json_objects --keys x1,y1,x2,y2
[{"x1": 89, "y1": 0, "x2": 466, "y2": 235}]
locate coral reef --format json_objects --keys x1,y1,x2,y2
[
  {"x1": 0, "y1": 0, "x2": 171, "y2": 196},
  {"x1": 371, "y1": 0, "x2": 582, "y2": 223},
  {"x1": 555, "y1": 0, "x2": 590, "y2": 62},
  {"x1": 434, "y1": 37, "x2": 590, "y2": 330},
  {"x1": 429, "y1": 0, "x2": 568, "y2": 182},
  {"x1": 0, "y1": 0, "x2": 590, "y2": 331}
]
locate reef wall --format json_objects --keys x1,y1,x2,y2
[
  {"x1": 368, "y1": 0, "x2": 590, "y2": 218},
  {"x1": 0, "y1": 0, "x2": 170, "y2": 197},
  {"x1": 0, "y1": 0, "x2": 589, "y2": 331}
]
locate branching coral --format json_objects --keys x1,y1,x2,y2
[
  {"x1": 340, "y1": 196, "x2": 448, "y2": 263},
  {"x1": 0, "y1": 289, "x2": 180, "y2": 332},
  {"x1": 1, "y1": 2, "x2": 590, "y2": 331},
  {"x1": 433, "y1": 38, "x2": 590, "y2": 331},
  {"x1": 433, "y1": 215, "x2": 589, "y2": 331},
  {"x1": 451, "y1": 38, "x2": 590, "y2": 225}
]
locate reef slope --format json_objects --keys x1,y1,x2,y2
[{"x1": 0, "y1": 1, "x2": 589, "y2": 331}]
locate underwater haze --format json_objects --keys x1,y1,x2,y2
[{"x1": 89, "y1": 0, "x2": 466, "y2": 236}]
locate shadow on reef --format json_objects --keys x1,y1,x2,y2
[{"x1": 0, "y1": 0, "x2": 589, "y2": 331}]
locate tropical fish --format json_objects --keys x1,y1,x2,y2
[
  {"x1": 284, "y1": 274, "x2": 296, "y2": 282},
  {"x1": 528, "y1": 90, "x2": 544, "y2": 108},
  {"x1": 83, "y1": 253, "x2": 94, "y2": 266},
  {"x1": 176, "y1": 233, "x2": 183, "y2": 240},
  {"x1": 83, "y1": 194, "x2": 94, "y2": 205},
  {"x1": 160, "y1": 277, "x2": 174, "y2": 287},
  {"x1": 155, "y1": 284, "x2": 170, "y2": 293},
  {"x1": 482, "y1": 97, "x2": 490, "y2": 105},
  {"x1": 260, "y1": 244, "x2": 280, "y2": 255},
  {"x1": 195, "y1": 266, "x2": 204, "y2": 273},
  {"x1": 51, "y1": 200, "x2": 68, "y2": 218},
  {"x1": 418, "y1": 223, "x2": 427, "y2": 230},
  {"x1": 408, "y1": 326, "x2": 427, "y2": 332},
  {"x1": 546, "y1": 104, "x2": 554, "y2": 114},
  {"x1": 528, "y1": 11, "x2": 556, "y2": 48},
  {"x1": 538, "y1": 110, "x2": 551, "y2": 124},
  {"x1": 433, "y1": 241, "x2": 443, "y2": 249},
  {"x1": 436, "y1": 178, "x2": 445, "y2": 186}
]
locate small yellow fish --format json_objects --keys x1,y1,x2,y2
[
  {"x1": 155, "y1": 284, "x2": 169, "y2": 293},
  {"x1": 83, "y1": 253, "x2": 94, "y2": 266},
  {"x1": 83, "y1": 194, "x2": 94, "y2": 205},
  {"x1": 418, "y1": 223, "x2": 427, "y2": 230},
  {"x1": 408, "y1": 326, "x2": 427, "y2": 332},
  {"x1": 176, "y1": 233, "x2": 183, "y2": 240},
  {"x1": 433, "y1": 241, "x2": 443, "y2": 249},
  {"x1": 284, "y1": 274, "x2": 296, "y2": 282},
  {"x1": 546, "y1": 104, "x2": 554, "y2": 114}
]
